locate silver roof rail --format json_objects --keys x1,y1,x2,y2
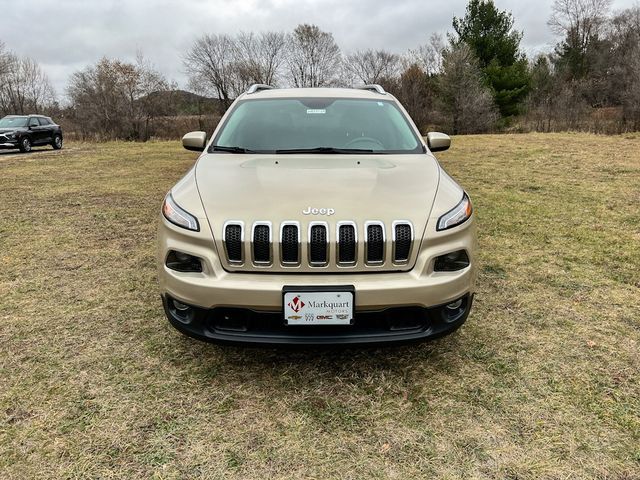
[
  {"x1": 246, "y1": 84, "x2": 275, "y2": 94},
  {"x1": 357, "y1": 84, "x2": 386, "y2": 95}
]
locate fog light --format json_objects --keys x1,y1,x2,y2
[
  {"x1": 172, "y1": 299, "x2": 190, "y2": 312},
  {"x1": 442, "y1": 296, "x2": 468, "y2": 323},
  {"x1": 166, "y1": 250, "x2": 203, "y2": 272},
  {"x1": 434, "y1": 250, "x2": 470, "y2": 272},
  {"x1": 446, "y1": 299, "x2": 463, "y2": 310}
]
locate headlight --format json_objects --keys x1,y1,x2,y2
[
  {"x1": 5, "y1": 132, "x2": 15, "y2": 139},
  {"x1": 437, "y1": 192, "x2": 472, "y2": 231},
  {"x1": 162, "y1": 193, "x2": 199, "y2": 231}
]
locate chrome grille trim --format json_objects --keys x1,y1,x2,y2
[
  {"x1": 251, "y1": 221, "x2": 273, "y2": 266},
  {"x1": 279, "y1": 221, "x2": 301, "y2": 266},
  {"x1": 222, "y1": 221, "x2": 244, "y2": 265},
  {"x1": 308, "y1": 221, "x2": 329, "y2": 267},
  {"x1": 364, "y1": 221, "x2": 386, "y2": 265},
  {"x1": 336, "y1": 221, "x2": 357, "y2": 266},
  {"x1": 392, "y1": 220, "x2": 414, "y2": 265},
  {"x1": 221, "y1": 220, "x2": 415, "y2": 270}
]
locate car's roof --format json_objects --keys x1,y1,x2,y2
[
  {"x1": 4, "y1": 114, "x2": 47, "y2": 118},
  {"x1": 240, "y1": 87, "x2": 395, "y2": 100}
]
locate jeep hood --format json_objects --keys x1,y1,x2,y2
[{"x1": 195, "y1": 154, "x2": 440, "y2": 231}]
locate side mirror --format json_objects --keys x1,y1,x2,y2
[
  {"x1": 426, "y1": 132, "x2": 451, "y2": 152},
  {"x1": 182, "y1": 131, "x2": 207, "y2": 152}
]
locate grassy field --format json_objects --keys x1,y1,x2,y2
[{"x1": 0, "y1": 133, "x2": 638, "y2": 479}]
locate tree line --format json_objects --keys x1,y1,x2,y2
[{"x1": 2, "y1": 0, "x2": 640, "y2": 140}]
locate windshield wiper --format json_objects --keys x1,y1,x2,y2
[
  {"x1": 275, "y1": 147, "x2": 374, "y2": 154},
  {"x1": 211, "y1": 145, "x2": 258, "y2": 154}
]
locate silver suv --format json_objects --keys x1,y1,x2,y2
[{"x1": 158, "y1": 84, "x2": 476, "y2": 345}]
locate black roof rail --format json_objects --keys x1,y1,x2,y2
[
  {"x1": 246, "y1": 84, "x2": 275, "y2": 94},
  {"x1": 357, "y1": 84, "x2": 386, "y2": 94}
]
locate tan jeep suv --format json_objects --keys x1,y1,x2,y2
[{"x1": 158, "y1": 84, "x2": 477, "y2": 345}]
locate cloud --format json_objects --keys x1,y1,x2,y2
[{"x1": 1, "y1": 0, "x2": 635, "y2": 98}]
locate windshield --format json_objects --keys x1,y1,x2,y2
[
  {"x1": 211, "y1": 98, "x2": 423, "y2": 154},
  {"x1": 0, "y1": 116, "x2": 28, "y2": 128}
]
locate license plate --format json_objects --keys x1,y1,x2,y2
[{"x1": 283, "y1": 287, "x2": 354, "y2": 325}]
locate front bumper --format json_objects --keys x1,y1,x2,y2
[
  {"x1": 158, "y1": 215, "x2": 477, "y2": 345},
  {"x1": 0, "y1": 141, "x2": 19, "y2": 149},
  {"x1": 162, "y1": 293, "x2": 473, "y2": 345}
]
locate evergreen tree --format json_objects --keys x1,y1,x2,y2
[{"x1": 451, "y1": 0, "x2": 530, "y2": 117}]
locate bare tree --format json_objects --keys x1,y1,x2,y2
[
  {"x1": 0, "y1": 41, "x2": 8, "y2": 78},
  {"x1": 184, "y1": 32, "x2": 287, "y2": 106},
  {"x1": 622, "y1": 54, "x2": 640, "y2": 130},
  {"x1": 22, "y1": 58, "x2": 56, "y2": 113},
  {"x1": 406, "y1": 33, "x2": 445, "y2": 75},
  {"x1": 389, "y1": 64, "x2": 437, "y2": 132},
  {"x1": 438, "y1": 43, "x2": 498, "y2": 134},
  {"x1": 258, "y1": 31, "x2": 288, "y2": 85},
  {"x1": 235, "y1": 31, "x2": 287, "y2": 86},
  {"x1": 131, "y1": 53, "x2": 173, "y2": 140},
  {"x1": 0, "y1": 53, "x2": 55, "y2": 115},
  {"x1": 524, "y1": 54, "x2": 593, "y2": 132},
  {"x1": 287, "y1": 24, "x2": 342, "y2": 87},
  {"x1": 0, "y1": 42, "x2": 10, "y2": 110},
  {"x1": 549, "y1": 0, "x2": 612, "y2": 38},
  {"x1": 344, "y1": 49, "x2": 400, "y2": 85},
  {"x1": 67, "y1": 56, "x2": 170, "y2": 140},
  {"x1": 608, "y1": 6, "x2": 640, "y2": 129},
  {"x1": 184, "y1": 34, "x2": 238, "y2": 107},
  {"x1": 549, "y1": 0, "x2": 612, "y2": 77},
  {"x1": 68, "y1": 58, "x2": 127, "y2": 139}
]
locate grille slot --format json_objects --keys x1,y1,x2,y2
[
  {"x1": 393, "y1": 223, "x2": 412, "y2": 263},
  {"x1": 337, "y1": 223, "x2": 357, "y2": 265},
  {"x1": 366, "y1": 222, "x2": 385, "y2": 264},
  {"x1": 309, "y1": 223, "x2": 328, "y2": 266},
  {"x1": 281, "y1": 223, "x2": 300, "y2": 265},
  {"x1": 252, "y1": 223, "x2": 272, "y2": 264},
  {"x1": 224, "y1": 223, "x2": 243, "y2": 263}
]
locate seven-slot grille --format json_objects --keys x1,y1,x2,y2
[{"x1": 222, "y1": 221, "x2": 413, "y2": 269}]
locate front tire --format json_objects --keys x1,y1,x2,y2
[
  {"x1": 52, "y1": 134, "x2": 63, "y2": 150},
  {"x1": 19, "y1": 137, "x2": 32, "y2": 153}
]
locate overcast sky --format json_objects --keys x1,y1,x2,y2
[{"x1": 1, "y1": 0, "x2": 636, "y2": 98}]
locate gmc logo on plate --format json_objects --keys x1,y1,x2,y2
[{"x1": 302, "y1": 207, "x2": 335, "y2": 216}]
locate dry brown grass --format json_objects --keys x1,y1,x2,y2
[{"x1": 0, "y1": 133, "x2": 638, "y2": 479}]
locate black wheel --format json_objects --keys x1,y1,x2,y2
[
  {"x1": 52, "y1": 134, "x2": 63, "y2": 150},
  {"x1": 19, "y1": 137, "x2": 32, "y2": 153}
]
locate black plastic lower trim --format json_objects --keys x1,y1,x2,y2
[{"x1": 161, "y1": 293, "x2": 473, "y2": 346}]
